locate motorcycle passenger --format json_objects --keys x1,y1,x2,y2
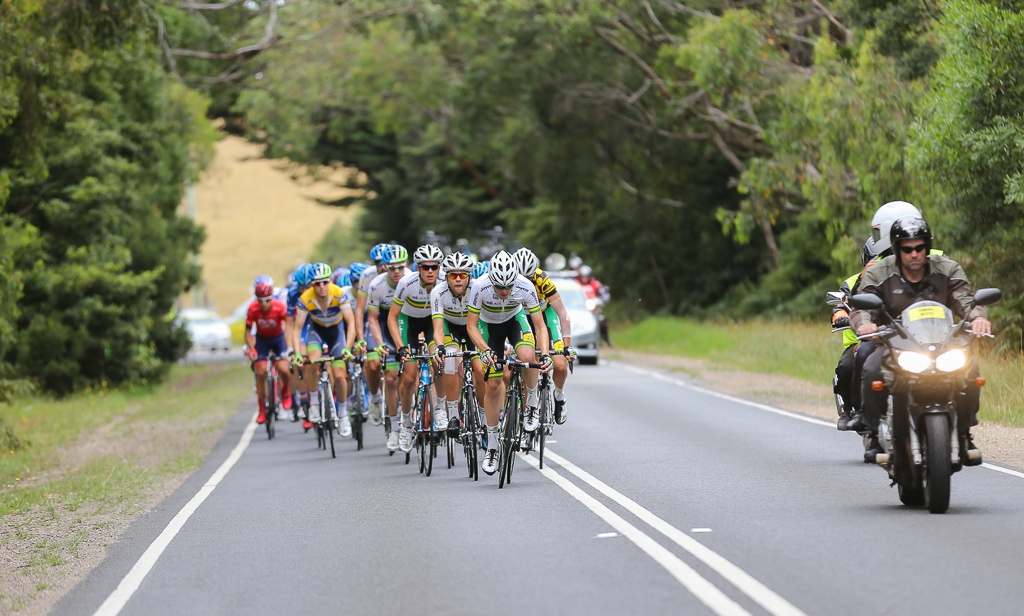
[
  {"x1": 830, "y1": 237, "x2": 877, "y2": 430},
  {"x1": 848, "y1": 217, "x2": 992, "y2": 464}
]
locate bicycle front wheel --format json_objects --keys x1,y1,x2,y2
[
  {"x1": 462, "y1": 392, "x2": 479, "y2": 481},
  {"x1": 498, "y1": 395, "x2": 518, "y2": 489}
]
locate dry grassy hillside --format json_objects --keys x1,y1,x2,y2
[{"x1": 181, "y1": 134, "x2": 360, "y2": 315}]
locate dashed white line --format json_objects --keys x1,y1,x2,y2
[
  {"x1": 545, "y1": 451, "x2": 808, "y2": 616},
  {"x1": 93, "y1": 416, "x2": 260, "y2": 616},
  {"x1": 520, "y1": 453, "x2": 752, "y2": 616}
]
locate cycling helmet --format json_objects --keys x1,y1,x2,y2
[
  {"x1": 568, "y1": 253, "x2": 583, "y2": 270},
  {"x1": 860, "y1": 237, "x2": 877, "y2": 267},
  {"x1": 513, "y1": 247, "x2": 539, "y2": 277},
  {"x1": 870, "y1": 201, "x2": 923, "y2": 255},
  {"x1": 890, "y1": 216, "x2": 932, "y2": 256},
  {"x1": 488, "y1": 251, "x2": 519, "y2": 287},
  {"x1": 294, "y1": 263, "x2": 314, "y2": 286},
  {"x1": 253, "y1": 274, "x2": 273, "y2": 287},
  {"x1": 369, "y1": 243, "x2": 389, "y2": 264},
  {"x1": 381, "y1": 244, "x2": 408, "y2": 265},
  {"x1": 310, "y1": 262, "x2": 332, "y2": 282},
  {"x1": 254, "y1": 282, "x2": 274, "y2": 299},
  {"x1": 443, "y1": 252, "x2": 475, "y2": 273},
  {"x1": 331, "y1": 267, "x2": 349, "y2": 285},
  {"x1": 349, "y1": 262, "x2": 370, "y2": 280},
  {"x1": 413, "y1": 244, "x2": 444, "y2": 264},
  {"x1": 286, "y1": 270, "x2": 297, "y2": 286},
  {"x1": 471, "y1": 260, "x2": 490, "y2": 280},
  {"x1": 578, "y1": 265, "x2": 593, "y2": 279}
]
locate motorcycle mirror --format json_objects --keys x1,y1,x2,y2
[
  {"x1": 849, "y1": 293, "x2": 884, "y2": 311},
  {"x1": 973, "y1": 288, "x2": 1002, "y2": 307},
  {"x1": 825, "y1": 291, "x2": 846, "y2": 306}
]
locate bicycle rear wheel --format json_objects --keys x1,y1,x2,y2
[
  {"x1": 322, "y1": 381, "x2": 337, "y2": 459},
  {"x1": 424, "y1": 395, "x2": 434, "y2": 477},
  {"x1": 538, "y1": 386, "x2": 551, "y2": 468},
  {"x1": 266, "y1": 373, "x2": 277, "y2": 440}
]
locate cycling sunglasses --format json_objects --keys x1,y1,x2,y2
[
  {"x1": 419, "y1": 263, "x2": 440, "y2": 271},
  {"x1": 447, "y1": 272, "x2": 469, "y2": 280},
  {"x1": 312, "y1": 279, "x2": 331, "y2": 286}
]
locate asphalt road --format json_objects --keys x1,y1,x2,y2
[{"x1": 56, "y1": 361, "x2": 1024, "y2": 616}]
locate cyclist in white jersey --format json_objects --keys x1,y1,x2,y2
[
  {"x1": 367, "y1": 245, "x2": 411, "y2": 452},
  {"x1": 355, "y1": 243, "x2": 390, "y2": 424},
  {"x1": 389, "y1": 244, "x2": 444, "y2": 453},
  {"x1": 466, "y1": 250, "x2": 552, "y2": 475},
  {"x1": 430, "y1": 252, "x2": 483, "y2": 437}
]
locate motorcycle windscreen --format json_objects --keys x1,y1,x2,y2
[{"x1": 899, "y1": 301, "x2": 954, "y2": 345}]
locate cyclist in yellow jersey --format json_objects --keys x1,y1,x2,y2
[{"x1": 291, "y1": 262, "x2": 357, "y2": 435}]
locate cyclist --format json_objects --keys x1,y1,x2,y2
[
  {"x1": 355, "y1": 243, "x2": 391, "y2": 425},
  {"x1": 244, "y1": 281, "x2": 292, "y2": 424},
  {"x1": 466, "y1": 250, "x2": 552, "y2": 475},
  {"x1": 291, "y1": 262, "x2": 357, "y2": 437},
  {"x1": 514, "y1": 247, "x2": 575, "y2": 424},
  {"x1": 367, "y1": 245, "x2": 411, "y2": 452},
  {"x1": 331, "y1": 266, "x2": 350, "y2": 287},
  {"x1": 389, "y1": 244, "x2": 445, "y2": 453},
  {"x1": 430, "y1": 251, "x2": 483, "y2": 437},
  {"x1": 285, "y1": 263, "x2": 314, "y2": 426},
  {"x1": 471, "y1": 260, "x2": 490, "y2": 280}
]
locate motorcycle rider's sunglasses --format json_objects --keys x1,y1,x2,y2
[
  {"x1": 900, "y1": 243, "x2": 927, "y2": 254},
  {"x1": 447, "y1": 272, "x2": 469, "y2": 280}
]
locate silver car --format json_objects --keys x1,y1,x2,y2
[
  {"x1": 179, "y1": 308, "x2": 233, "y2": 352},
  {"x1": 550, "y1": 277, "x2": 599, "y2": 365}
]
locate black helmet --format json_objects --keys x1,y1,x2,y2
[
  {"x1": 889, "y1": 216, "x2": 932, "y2": 255},
  {"x1": 860, "y1": 237, "x2": 877, "y2": 267}
]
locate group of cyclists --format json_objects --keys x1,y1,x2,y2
[
  {"x1": 829, "y1": 200, "x2": 992, "y2": 464},
  {"x1": 243, "y1": 242, "x2": 579, "y2": 477}
]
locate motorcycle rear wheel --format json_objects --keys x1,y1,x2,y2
[{"x1": 898, "y1": 482, "x2": 925, "y2": 506}]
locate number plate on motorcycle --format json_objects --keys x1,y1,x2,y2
[{"x1": 907, "y1": 306, "x2": 947, "y2": 321}]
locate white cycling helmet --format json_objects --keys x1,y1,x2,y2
[
  {"x1": 443, "y1": 252, "x2": 474, "y2": 273},
  {"x1": 513, "y1": 247, "x2": 539, "y2": 277},
  {"x1": 488, "y1": 250, "x2": 519, "y2": 287},
  {"x1": 413, "y1": 244, "x2": 444, "y2": 264},
  {"x1": 870, "y1": 201, "x2": 922, "y2": 255}
]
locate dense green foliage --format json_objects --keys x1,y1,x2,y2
[
  {"x1": 218, "y1": 0, "x2": 1024, "y2": 325},
  {"x1": 1, "y1": 1, "x2": 214, "y2": 396}
]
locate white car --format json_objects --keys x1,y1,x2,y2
[
  {"x1": 179, "y1": 308, "x2": 233, "y2": 352},
  {"x1": 550, "y1": 278, "x2": 600, "y2": 365}
]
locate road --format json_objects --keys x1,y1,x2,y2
[{"x1": 56, "y1": 360, "x2": 1024, "y2": 616}]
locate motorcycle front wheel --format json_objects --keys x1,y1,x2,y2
[{"x1": 923, "y1": 414, "x2": 952, "y2": 514}]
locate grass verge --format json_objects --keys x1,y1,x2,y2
[
  {"x1": 616, "y1": 317, "x2": 1024, "y2": 426},
  {"x1": 0, "y1": 361, "x2": 252, "y2": 614}
]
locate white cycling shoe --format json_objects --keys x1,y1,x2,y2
[
  {"x1": 523, "y1": 406, "x2": 540, "y2": 432},
  {"x1": 339, "y1": 414, "x2": 352, "y2": 437},
  {"x1": 386, "y1": 430, "x2": 400, "y2": 452},
  {"x1": 368, "y1": 399, "x2": 383, "y2": 426},
  {"x1": 398, "y1": 426, "x2": 415, "y2": 453},
  {"x1": 433, "y1": 407, "x2": 449, "y2": 432},
  {"x1": 481, "y1": 449, "x2": 499, "y2": 475}
]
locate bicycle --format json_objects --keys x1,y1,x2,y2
[
  {"x1": 263, "y1": 350, "x2": 283, "y2": 441},
  {"x1": 307, "y1": 345, "x2": 337, "y2": 459},
  {"x1": 454, "y1": 344, "x2": 484, "y2": 481},
  {"x1": 496, "y1": 356, "x2": 545, "y2": 488},
  {"x1": 347, "y1": 352, "x2": 368, "y2": 451},
  {"x1": 525, "y1": 350, "x2": 571, "y2": 469},
  {"x1": 378, "y1": 352, "x2": 397, "y2": 457},
  {"x1": 403, "y1": 349, "x2": 443, "y2": 476}
]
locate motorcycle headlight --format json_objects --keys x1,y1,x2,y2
[
  {"x1": 585, "y1": 299, "x2": 598, "y2": 311},
  {"x1": 935, "y1": 349, "x2": 967, "y2": 372},
  {"x1": 897, "y1": 351, "x2": 930, "y2": 374}
]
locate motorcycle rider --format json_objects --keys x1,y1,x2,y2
[{"x1": 848, "y1": 216, "x2": 991, "y2": 464}]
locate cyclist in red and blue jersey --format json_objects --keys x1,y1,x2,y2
[{"x1": 245, "y1": 281, "x2": 292, "y2": 424}]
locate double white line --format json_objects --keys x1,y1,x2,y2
[{"x1": 521, "y1": 449, "x2": 807, "y2": 616}]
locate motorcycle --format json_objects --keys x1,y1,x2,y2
[{"x1": 849, "y1": 288, "x2": 1000, "y2": 513}]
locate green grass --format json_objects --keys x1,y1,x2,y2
[
  {"x1": 617, "y1": 317, "x2": 1024, "y2": 427},
  {"x1": 0, "y1": 362, "x2": 252, "y2": 518}
]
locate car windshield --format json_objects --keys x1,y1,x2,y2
[
  {"x1": 553, "y1": 280, "x2": 588, "y2": 310},
  {"x1": 182, "y1": 311, "x2": 222, "y2": 326}
]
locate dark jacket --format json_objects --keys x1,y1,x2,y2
[{"x1": 849, "y1": 254, "x2": 987, "y2": 328}]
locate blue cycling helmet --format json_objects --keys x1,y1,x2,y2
[
  {"x1": 349, "y1": 262, "x2": 370, "y2": 280},
  {"x1": 310, "y1": 262, "x2": 332, "y2": 281},
  {"x1": 381, "y1": 244, "x2": 408, "y2": 265},
  {"x1": 253, "y1": 274, "x2": 274, "y2": 287},
  {"x1": 369, "y1": 243, "x2": 389, "y2": 264},
  {"x1": 471, "y1": 260, "x2": 490, "y2": 280},
  {"x1": 294, "y1": 263, "x2": 314, "y2": 286},
  {"x1": 331, "y1": 267, "x2": 350, "y2": 285}
]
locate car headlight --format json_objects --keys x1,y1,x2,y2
[
  {"x1": 897, "y1": 351, "x2": 930, "y2": 373},
  {"x1": 935, "y1": 349, "x2": 967, "y2": 372}
]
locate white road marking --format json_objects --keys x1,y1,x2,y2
[
  {"x1": 520, "y1": 453, "x2": 752, "y2": 616},
  {"x1": 595, "y1": 532, "x2": 620, "y2": 538},
  {"x1": 93, "y1": 416, "x2": 260, "y2": 616},
  {"x1": 613, "y1": 361, "x2": 1024, "y2": 479},
  {"x1": 691, "y1": 528, "x2": 713, "y2": 533},
  {"x1": 545, "y1": 451, "x2": 808, "y2": 616}
]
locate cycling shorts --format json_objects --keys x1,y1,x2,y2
[
  {"x1": 477, "y1": 311, "x2": 534, "y2": 380},
  {"x1": 307, "y1": 322, "x2": 347, "y2": 367},
  {"x1": 442, "y1": 321, "x2": 470, "y2": 349},
  {"x1": 531, "y1": 305, "x2": 564, "y2": 352},
  {"x1": 255, "y1": 333, "x2": 288, "y2": 362},
  {"x1": 375, "y1": 312, "x2": 400, "y2": 371},
  {"x1": 398, "y1": 313, "x2": 434, "y2": 362}
]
